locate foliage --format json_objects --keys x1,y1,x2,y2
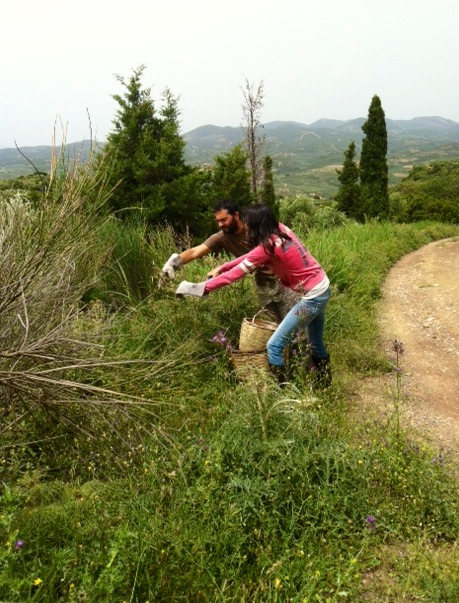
[
  {"x1": 0, "y1": 145, "x2": 110, "y2": 369},
  {"x1": 208, "y1": 143, "x2": 254, "y2": 206},
  {"x1": 335, "y1": 140, "x2": 361, "y2": 218},
  {"x1": 359, "y1": 95, "x2": 389, "y2": 220},
  {"x1": 0, "y1": 146, "x2": 205, "y2": 486},
  {"x1": 278, "y1": 194, "x2": 316, "y2": 227},
  {"x1": 333, "y1": 97, "x2": 390, "y2": 222},
  {"x1": 99, "y1": 65, "x2": 208, "y2": 234},
  {"x1": 279, "y1": 194, "x2": 350, "y2": 232},
  {"x1": 311, "y1": 203, "x2": 350, "y2": 230},
  {"x1": 0, "y1": 173, "x2": 49, "y2": 205},
  {"x1": 84, "y1": 217, "x2": 156, "y2": 305},
  {"x1": 390, "y1": 159, "x2": 459, "y2": 224},
  {"x1": 260, "y1": 154, "x2": 278, "y2": 216}
]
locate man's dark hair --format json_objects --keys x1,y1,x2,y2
[
  {"x1": 212, "y1": 199, "x2": 241, "y2": 216},
  {"x1": 243, "y1": 204, "x2": 290, "y2": 254}
]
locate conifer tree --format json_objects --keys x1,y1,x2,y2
[
  {"x1": 260, "y1": 155, "x2": 278, "y2": 216},
  {"x1": 359, "y1": 95, "x2": 389, "y2": 220},
  {"x1": 101, "y1": 66, "x2": 201, "y2": 229},
  {"x1": 209, "y1": 144, "x2": 253, "y2": 207},
  {"x1": 335, "y1": 141, "x2": 361, "y2": 219}
]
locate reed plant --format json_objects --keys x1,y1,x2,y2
[{"x1": 0, "y1": 146, "x2": 209, "y2": 481}]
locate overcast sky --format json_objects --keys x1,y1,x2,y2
[{"x1": 2, "y1": 0, "x2": 459, "y2": 148}]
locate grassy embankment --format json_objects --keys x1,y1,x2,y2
[{"x1": 1, "y1": 164, "x2": 459, "y2": 601}]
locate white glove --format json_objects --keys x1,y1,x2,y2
[
  {"x1": 175, "y1": 281, "x2": 207, "y2": 298},
  {"x1": 161, "y1": 253, "x2": 182, "y2": 279}
]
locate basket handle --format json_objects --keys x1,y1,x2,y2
[{"x1": 251, "y1": 307, "x2": 278, "y2": 324}]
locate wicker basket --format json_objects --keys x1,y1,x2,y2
[
  {"x1": 239, "y1": 309, "x2": 278, "y2": 352},
  {"x1": 230, "y1": 349, "x2": 269, "y2": 381}
]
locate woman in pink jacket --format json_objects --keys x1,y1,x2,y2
[{"x1": 176, "y1": 204, "x2": 331, "y2": 386}]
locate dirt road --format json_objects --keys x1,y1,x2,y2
[{"x1": 354, "y1": 236, "x2": 459, "y2": 459}]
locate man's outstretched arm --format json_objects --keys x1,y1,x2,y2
[{"x1": 161, "y1": 244, "x2": 211, "y2": 279}]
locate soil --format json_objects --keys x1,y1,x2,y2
[{"x1": 351, "y1": 236, "x2": 459, "y2": 462}]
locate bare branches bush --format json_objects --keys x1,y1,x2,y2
[{"x1": 0, "y1": 146, "x2": 184, "y2": 471}]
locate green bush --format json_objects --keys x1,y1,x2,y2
[
  {"x1": 391, "y1": 159, "x2": 459, "y2": 224},
  {"x1": 279, "y1": 194, "x2": 350, "y2": 232}
]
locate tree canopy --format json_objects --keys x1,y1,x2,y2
[{"x1": 100, "y1": 66, "x2": 207, "y2": 234}]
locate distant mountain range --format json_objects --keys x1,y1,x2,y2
[
  {"x1": 183, "y1": 116, "x2": 459, "y2": 197},
  {"x1": 2, "y1": 117, "x2": 459, "y2": 198},
  {"x1": 0, "y1": 141, "x2": 102, "y2": 179}
]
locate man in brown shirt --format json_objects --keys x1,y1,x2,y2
[{"x1": 161, "y1": 200, "x2": 300, "y2": 321}]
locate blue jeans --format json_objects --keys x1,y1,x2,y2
[{"x1": 266, "y1": 288, "x2": 330, "y2": 367}]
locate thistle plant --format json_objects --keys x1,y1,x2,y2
[{"x1": 391, "y1": 338, "x2": 405, "y2": 435}]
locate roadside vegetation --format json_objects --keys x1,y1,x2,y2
[
  {"x1": 1, "y1": 70, "x2": 459, "y2": 601},
  {"x1": 1, "y1": 150, "x2": 459, "y2": 600},
  {"x1": 389, "y1": 159, "x2": 459, "y2": 223}
]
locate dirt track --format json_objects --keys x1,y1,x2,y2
[{"x1": 354, "y1": 237, "x2": 459, "y2": 459}]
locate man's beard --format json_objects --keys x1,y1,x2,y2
[{"x1": 222, "y1": 219, "x2": 238, "y2": 235}]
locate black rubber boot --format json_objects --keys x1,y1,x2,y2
[
  {"x1": 311, "y1": 355, "x2": 332, "y2": 388},
  {"x1": 269, "y1": 363, "x2": 287, "y2": 387}
]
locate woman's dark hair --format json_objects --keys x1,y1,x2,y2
[{"x1": 243, "y1": 204, "x2": 290, "y2": 254}]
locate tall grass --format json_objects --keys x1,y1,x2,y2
[
  {"x1": 1, "y1": 208, "x2": 459, "y2": 601},
  {"x1": 302, "y1": 220, "x2": 459, "y2": 374},
  {"x1": 0, "y1": 149, "x2": 212, "y2": 481}
]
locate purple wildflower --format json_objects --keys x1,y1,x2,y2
[
  {"x1": 211, "y1": 330, "x2": 226, "y2": 344},
  {"x1": 392, "y1": 339, "x2": 404, "y2": 355},
  {"x1": 365, "y1": 516, "x2": 376, "y2": 530},
  {"x1": 14, "y1": 539, "x2": 24, "y2": 550},
  {"x1": 210, "y1": 330, "x2": 232, "y2": 351}
]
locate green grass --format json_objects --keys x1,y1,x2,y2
[
  {"x1": 304, "y1": 220, "x2": 459, "y2": 375},
  {"x1": 1, "y1": 216, "x2": 459, "y2": 601}
]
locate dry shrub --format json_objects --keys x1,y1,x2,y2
[{"x1": 0, "y1": 144, "x2": 179, "y2": 470}]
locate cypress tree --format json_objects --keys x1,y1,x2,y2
[
  {"x1": 359, "y1": 95, "x2": 389, "y2": 220},
  {"x1": 260, "y1": 155, "x2": 278, "y2": 216},
  {"x1": 335, "y1": 141, "x2": 361, "y2": 219}
]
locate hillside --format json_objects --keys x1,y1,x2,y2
[
  {"x1": 183, "y1": 117, "x2": 459, "y2": 198},
  {"x1": 390, "y1": 159, "x2": 459, "y2": 222},
  {"x1": 2, "y1": 117, "x2": 459, "y2": 199},
  {"x1": 0, "y1": 140, "x2": 102, "y2": 179}
]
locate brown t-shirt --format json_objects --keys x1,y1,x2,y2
[{"x1": 204, "y1": 230, "x2": 276, "y2": 286}]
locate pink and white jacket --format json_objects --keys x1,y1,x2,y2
[{"x1": 204, "y1": 224, "x2": 327, "y2": 295}]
